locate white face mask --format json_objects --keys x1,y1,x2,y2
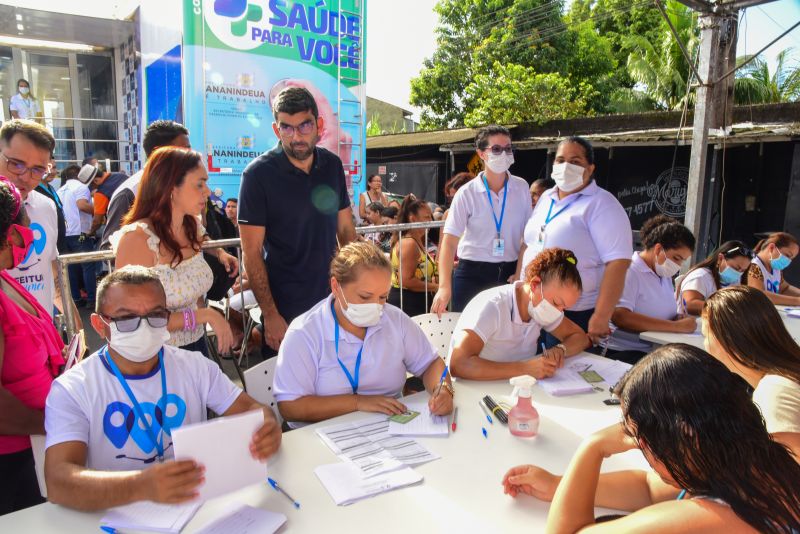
[
  {"x1": 338, "y1": 286, "x2": 383, "y2": 327},
  {"x1": 18, "y1": 86, "x2": 29, "y2": 95},
  {"x1": 104, "y1": 319, "x2": 170, "y2": 363},
  {"x1": 528, "y1": 284, "x2": 564, "y2": 326},
  {"x1": 654, "y1": 249, "x2": 681, "y2": 278},
  {"x1": 551, "y1": 162, "x2": 585, "y2": 193},
  {"x1": 486, "y1": 152, "x2": 514, "y2": 174}
]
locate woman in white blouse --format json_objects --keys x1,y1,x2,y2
[
  {"x1": 520, "y1": 136, "x2": 632, "y2": 346},
  {"x1": 9, "y1": 79, "x2": 39, "y2": 120},
  {"x1": 606, "y1": 215, "x2": 697, "y2": 363},
  {"x1": 676, "y1": 240, "x2": 752, "y2": 315},
  {"x1": 273, "y1": 241, "x2": 454, "y2": 428},
  {"x1": 702, "y1": 285, "x2": 800, "y2": 460},
  {"x1": 449, "y1": 248, "x2": 590, "y2": 381}
]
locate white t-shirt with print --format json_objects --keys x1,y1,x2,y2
[
  {"x1": 451, "y1": 282, "x2": 563, "y2": 362},
  {"x1": 44, "y1": 345, "x2": 242, "y2": 471},
  {"x1": 7, "y1": 190, "x2": 58, "y2": 313}
]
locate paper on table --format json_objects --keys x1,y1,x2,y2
[
  {"x1": 786, "y1": 308, "x2": 800, "y2": 319},
  {"x1": 315, "y1": 462, "x2": 423, "y2": 506},
  {"x1": 172, "y1": 409, "x2": 266, "y2": 501},
  {"x1": 388, "y1": 402, "x2": 449, "y2": 436},
  {"x1": 536, "y1": 356, "x2": 632, "y2": 396},
  {"x1": 195, "y1": 504, "x2": 286, "y2": 534},
  {"x1": 316, "y1": 415, "x2": 439, "y2": 477},
  {"x1": 100, "y1": 500, "x2": 201, "y2": 533}
]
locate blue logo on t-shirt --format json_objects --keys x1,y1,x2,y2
[
  {"x1": 16, "y1": 221, "x2": 47, "y2": 271},
  {"x1": 766, "y1": 279, "x2": 780, "y2": 293},
  {"x1": 103, "y1": 394, "x2": 187, "y2": 463}
]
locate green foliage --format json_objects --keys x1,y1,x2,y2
[
  {"x1": 734, "y1": 48, "x2": 800, "y2": 104},
  {"x1": 366, "y1": 113, "x2": 408, "y2": 136},
  {"x1": 622, "y1": 0, "x2": 699, "y2": 110},
  {"x1": 410, "y1": 0, "x2": 618, "y2": 129},
  {"x1": 463, "y1": 62, "x2": 593, "y2": 126}
]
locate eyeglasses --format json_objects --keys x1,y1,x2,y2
[
  {"x1": 485, "y1": 144, "x2": 514, "y2": 156},
  {"x1": 1, "y1": 153, "x2": 51, "y2": 181},
  {"x1": 102, "y1": 312, "x2": 170, "y2": 333},
  {"x1": 278, "y1": 119, "x2": 315, "y2": 137}
]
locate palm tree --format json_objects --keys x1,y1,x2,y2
[
  {"x1": 621, "y1": 0, "x2": 700, "y2": 111},
  {"x1": 734, "y1": 48, "x2": 800, "y2": 104}
]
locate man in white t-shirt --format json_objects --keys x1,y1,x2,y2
[
  {"x1": 0, "y1": 119, "x2": 63, "y2": 317},
  {"x1": 44, "y1": 266, "x2": 282, "y2": 511},
  {"x1": 57, "y1": 163, "x2": 97, "y2": 307}
]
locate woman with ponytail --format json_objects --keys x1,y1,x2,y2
[{"x1": 747, "y1": 232, "x2": 800, "y2": 306}]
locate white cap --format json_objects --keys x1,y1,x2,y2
[{"x1": 77, "y1": 164, "x2": 98, "y2": 184}]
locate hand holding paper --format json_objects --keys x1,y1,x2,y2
[{"x1": 249, "y1": 407, "x2": 282, "y2": 461}]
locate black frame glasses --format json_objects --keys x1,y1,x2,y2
[
  {"x1": 278, "y1": 119, "x2": 315, "y2": 137},
  {"x1": 486, "y1": 144, "x2": 514, "y2": 156},
  {"x1": 1, "y1": 153, "x2": 51, "y2": 180},
  {"x1": 102, "y1": 312, "x2": 170, "y2": 333}
]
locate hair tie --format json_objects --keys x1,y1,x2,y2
[
  {"x1": 566, "y1": 256, "x2": 577, "y2": 265},
  {"x1": 0, "y1": 176, "x2": 22, "y2": 220}
]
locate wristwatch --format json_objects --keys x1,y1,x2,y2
[
  {"x1": 555, "y1": 343, "x2": 568, "y2": 357},
  {"x1": 440, "y1": 383, "x2": 455, "y2": 397}
]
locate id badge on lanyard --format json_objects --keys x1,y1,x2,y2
[{"x1": 483, "y1": 175, "x2": 508, "y2": 258}]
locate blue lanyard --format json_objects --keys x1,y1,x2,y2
[
  {"x1": 47, "y1": 184, "x2": 63, "y2": 209},
  {"x1": 482, "y1": 174, "x2": 508, "y2": 238},
  {"x1": 331, "y1": 302, "x2": 365, "y2": 394},
  {"x1": 104, "y1": 346, "x2": 167, "y2": 461},
  {"x1": 544, "y1": 197, "x2": 577, "y2": 226}
]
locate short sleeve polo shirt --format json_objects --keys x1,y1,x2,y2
[{"x1": 238, "y1": 144, "x2": 350, "y2": 319}]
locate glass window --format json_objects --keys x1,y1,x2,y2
[
  {"x1": 78, "y1": 54, "x2": 118, "y2": 170},
  {"x1": 0, "y1": 46, "x2": 13, "y2": 123},
  {"x1": 29, "y1": 53, "x2": 76, "y2": 164}
]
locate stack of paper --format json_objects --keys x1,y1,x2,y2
[
  {"x1": 536, "y1": 370, "x2": 594, "y2": 396},
  {"x1": 537, "y1": 356, "x2": 632, "y2": 396},
  {"x1": 786, "y1": 308, "x2": 800, "y2": 319},
  {"x1": 172, "y1": 409, "x2": 266, "y2": 501},
  {"x1": 100, "y1": 500, "x2": 201, "y2": 533},
  {"x1": 388, "y1": 402, "x2": 449, "y2": 436},
  {"x1": 316, "y1": 415, "x2": 440, "y2": 477},
  {"x1": 196, "y1": 504, "x2": 286, "y2": 533},
  {"x1": 315, "y1": 462, "x2": 423, "y2": 506}
]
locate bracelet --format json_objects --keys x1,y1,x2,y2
[
  {"x1": 183, "y1": 309, "x2": 190, "y2": 331},
  {"x1": 182, "y1": 308, "x2": 197, "y2": 331},
  {"x1": 189, "y1": 308, "x2": 197, "y2": 331},
  {"x1": 555, "y1": 343, "x2": 567, "y2": 357}
]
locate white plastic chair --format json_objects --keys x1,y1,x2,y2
[
  {"x1": 243, "y1": 357, "x2": 282, "y2": 425},
  {"x1": 411, "y1": 312, "x2": 461, "y2": 364}
]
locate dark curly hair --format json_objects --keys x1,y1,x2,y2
[
  {"x1": 639, "y1": 214, "x2": 696, "y2": 251},
  {"x1": 0, "y1": 178, "x2": 26, "y2": 247},
  {"x1": 523, "y1": 247, "x2": 582, "y2": 291}
]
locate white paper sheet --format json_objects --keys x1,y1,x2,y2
[
  {"x1": 536, "y1": 356, "x2": 632, "y2": 396},
  {"x1": 172, "y1": 410, "x2": 266, "y2": 501},
  {"x1": 314, "y1": 462, "x2": 423, "y2": 506},
  {"x1": 195, "y1": 504, "x2": 286, "y2": 533},
  {"x1": 100, "y1": 500, "x2": 201, "y2": 533},
  {"x1": 30, "y1": 434, "x2": 46, "y2": 498},
  {"x1": 388, "y1": 402, "x2": 449, "y2": 436},
  {"x1": 316, "y1": 415, "x2": 439, "y2": 477}
]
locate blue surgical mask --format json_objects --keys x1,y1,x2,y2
[
  {"x1": 719, "y1": 263, "x2": 742, "y2": 286},
  {"x1": 771, "y1": 249, "x2": 792, "y2": 271}
]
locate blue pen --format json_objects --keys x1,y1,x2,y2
[
  {"x1": 540, "y1": 342, "x2": 547, "y2": 355},
  {"x1": 268, "y1": 477, "x2": 301, "y2": 509},
  {"x1": 478, "y1": 400, "x2": 493, "y2": 424},
  {"x1": 100, "y1": 527, "x2": 117, "y2": 534},
  {"x1": 482, "y1": 427, "x2": 488, "y2": 439},
  {"x1": 435, "y1": 365, "x2": 449, "y2": 397}
]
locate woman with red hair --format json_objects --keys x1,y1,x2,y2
[{"x1": 111, "y1": 147, "x2": 238, "y2": 356}]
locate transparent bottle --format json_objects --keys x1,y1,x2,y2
[{"x1": 508, "y1": 375, "x2": 540, "y2": 437}]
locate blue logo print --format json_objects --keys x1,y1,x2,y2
[
  {"x1": 103, "y1": 394, "x2": 187, "y2": 463},
  {"x1": 214, "y1": 0, "x2": 247, "y2": 18},
  {"x1": 766, "y1": 279, "x2": 780, "y2": 293},
  {"x1": 16, "y1": 221, "x2": 46, "y2": 271}
]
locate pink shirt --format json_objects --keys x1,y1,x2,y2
[{"x1": 0, "y1": 270, "x2": 64, "y2": 454}]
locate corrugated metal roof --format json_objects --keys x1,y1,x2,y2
[
  {"x1": 366, "y1": 127, "x2": 481, "y2": 149},
  {"x1": 440, "y1": 122, "x2": 800, "y2": 152}
]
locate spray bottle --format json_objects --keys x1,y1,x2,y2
[{"x1": 508, "y1": 375, "x2": 539, "y2": 437}]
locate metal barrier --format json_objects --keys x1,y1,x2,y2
[{"x1": 55, "y1": 222, "x2": 446, "y2": 343}]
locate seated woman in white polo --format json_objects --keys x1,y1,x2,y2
[
  {"x1": 273, "y1": 242, "x2": 454, "y2": 428},
  {"x1": 449, "y1": 248, "x2": 590, "y2": 381}
]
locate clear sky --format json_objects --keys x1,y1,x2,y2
[{"x1": 365, "y1": 0, "x2": 800, "y2": 120}]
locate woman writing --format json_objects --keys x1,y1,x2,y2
[
  {"x1": 606, "y1": 215, "x2": 697, "y2": 364},
  {"x1": 521, "y1": 136, "x2": 632, "y2": 346},
  {"x1": 432, "y1": 125, "x2": 532, "y2": 314},
  {"x1": 676, "y1": 240, "x2": 752, "y2": 315},
  {"x1": 359, "y1": 174, "x2": 388, "y2": 222},
  {"x1": 449, "y1": 248, "x2": 590, "y2": 381},
  {"x1": 273, "y1": 242, "x2": 453, "y2": 428},
  {"x1": 112, "y1": 147, "x2": 238, "y2": 356},
  {"x1": 502, "y1": 343, "x2": 800, "y2": 533},
  {"x1": 388, "y1": 196, "x2": 438, "y2": 317},
  {"x1": 0, "y1": 177, "x2": 64, "y2": 514},
  {"x1": 703, "y1": 286, "x2": 800, "y2": 459},
  {"x1": 746, "y1": 232, "x2": 800, "y2": 306}
]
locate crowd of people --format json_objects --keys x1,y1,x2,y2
[{"x1": 1, "y1": 87, "x2": 799, "y2": 531}]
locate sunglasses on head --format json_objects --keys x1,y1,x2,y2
[{"x1": 724, "y1": 246, "x2": 753, "y2": 259}]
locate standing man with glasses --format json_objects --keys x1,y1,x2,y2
[
  {"x1": 431, "y1": 125, "x2": 532, "y2": 315},
  {"x1": 238, "y1": 87, "x2": 356, "y2": 357},
  {"x1": 0, "y1": 120, "x2": 73, "y2": 321}
]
